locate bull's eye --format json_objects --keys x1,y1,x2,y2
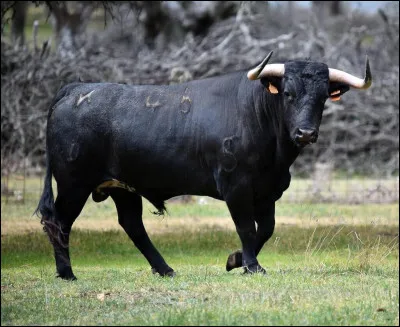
[{"x1": 284, "y1": 91, "x2": 295, "y2": 101}]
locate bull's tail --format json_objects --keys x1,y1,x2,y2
[
  {"x1": 34, "y1": 154, "x2": 53, "y2": 221},
  {"x1": 34, "y1": 153, "x2": 65, "y2": 247},
  {"x1": 34, "y1": 88, "x2": 70, "y2": 248}
]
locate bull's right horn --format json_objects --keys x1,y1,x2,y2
[{"x1": 247, "y1": 51, "x2": 285, "y2": 80}]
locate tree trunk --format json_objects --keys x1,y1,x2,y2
[
  {"x1": 330, "y1": 1, "x2": 342, "y2": 16},
  {"x1": 11, "y1": 1, "x2": 27, "y2": 47},
  {"x1": 312, "y1": 1, "x2": 342, "y2": 20},
  {"x1": 50, "y1": 2, "x2": 93, "y2": 59},
  {"x1": 138, "y1": 1, "x2": 239, "y2": 49}
]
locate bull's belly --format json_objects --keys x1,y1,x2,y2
[
  {"x1": 93, "y1": 164, "x2": 221, "y2": 202},
  {"x1": 93, "y1": 178, "x2": 222, "y2": 202}
]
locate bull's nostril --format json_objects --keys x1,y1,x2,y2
[
  {"x1": 297, "y1": 128, "x2": 317, "y2": 143},
  {"x1": 299, "y1": 128, "x2": 316, "y2": 137}
]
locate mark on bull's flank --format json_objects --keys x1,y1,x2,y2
[
  {"x1": 180, "y1": 94, "x2": 191, "y2": 113},
  {"x1": 67, "y1": 142, "x2": 79, "y2": 162},
  {"x1": 77, "y1": 90, "x2": 95, "y2": 106},
  {"x1": 181, "y1": 95, "x2": 191, "y2": 103},
  {"x1": 146, "y1": 96, "x2": 161, "y2": 108}
]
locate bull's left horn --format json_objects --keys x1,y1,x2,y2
[
  {"x1": 247, "y1": 51, "x2": 285, "y2": 80},
  {"x1": 329, "y1": 56, "x2": 372, "y2": 89}
]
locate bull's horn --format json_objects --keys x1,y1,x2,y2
[
  {"x1": 247, "y1": 51, "x2": 285, "y2": 80},
  {"x1": 329, "y1": 56, "x2": 372, "y2": 89}
]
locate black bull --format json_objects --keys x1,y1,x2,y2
[{"x1": 36, "y1": 52, "x2": 372, "y2": 279}]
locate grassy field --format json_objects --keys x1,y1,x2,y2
[{"x1": 1, "y1": 176, "x2": 399, "y2": 325}]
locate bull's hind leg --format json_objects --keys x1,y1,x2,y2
[
  {"x1": 52, "y1": 188, "x2": 90, "y2": 280},
  {"x1": 110, "y1": 189, "x2": 175, "y2": 277}
]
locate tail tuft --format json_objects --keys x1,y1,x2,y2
[{"x1": 151, "y1": 201, "x2": 167, "y2": 216}]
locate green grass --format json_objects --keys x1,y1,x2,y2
[
  {"x1": 1, "y1": 175, "x2": 398, "y2": 224},
  {"x1": 1, "y1": 225, "x2": 399, "y2": 325},
  {"x1": 1, "y1": 225, "x2": 399, "y2": 268},
  {"x1": 2, "y1": 264, "x2": 398, "y2": 325},
  {"x1": 1, "y1": 174, "x2": 399, "y2": 325}
]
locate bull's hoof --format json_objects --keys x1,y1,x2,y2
[
  {"x1": 243, "y1": 264, "x2": 266, "y2": 275},
  {"x1": 226, "y1": 250, "x2": 242, "y2": 271},
  {"x1": 152, "y1": 267, "x2": 175, "y2": 277},
  {"x1": 57, "y1": 269, "x2": 77, "y2": 281},
  {"x1": 92, "y1": 191, "x2": 109, "y2": 203}
]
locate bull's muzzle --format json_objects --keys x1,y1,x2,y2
[{"x1": 295, "y1": 128, "x2": 318, "y2": 146}]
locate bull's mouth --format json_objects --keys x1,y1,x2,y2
[
  {"x1": 294, "y1": 139, "x2": 317, "y2": 148},
  {"x1": 293, "y1": 134, "x2": 318, "y2": 148}
]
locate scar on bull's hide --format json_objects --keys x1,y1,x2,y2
[
  {"x1": 67, "y1": 142, "x2": 79, "y2": 162},
  {"x1": 219, "y1": 136, "x2": 238, "y2": 172},
  {"x1": 146, "y1": 96, "x2": 161, "y2": 108},
  {"x1": 180, "y1": 95, "x2": 191, "y2": 113},
  {"x1": 76, "y1": 90, "x2": 95, "y2": 106}
]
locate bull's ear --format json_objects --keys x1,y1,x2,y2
[
  {"x1": 260, "y1": 77, "x2": 281, "y2": 94},
  {"x1": 329, "y1": 82, "x2": 350, "y2": 101}
]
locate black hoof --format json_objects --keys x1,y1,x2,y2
[
  {"x1": 57, "y1": 266, "x2": 77, "y2": 280},
  {"x1": 226, "y1": 250, "x2": 243, "y2": 271},
  {"x1": 57, "y1": 272, "x2": 77, "y2": 281},
  {"x1": 152, "y1": 267, "x2": 175, "y2": 277},
  {"x1": 92, "y1": 191, "x2": 109, "y2": 202},
  {"x1": 243, "y1": 264, "x2": 266, "y2": 275}
]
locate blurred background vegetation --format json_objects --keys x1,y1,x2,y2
[
  {"x1": 1, "y1": 5, "x2": 398, "y2": 325},
  {"x1": 1, "y1": 1, "x2": 399, "y2": 204}
]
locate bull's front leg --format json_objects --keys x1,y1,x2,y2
[
  {"x1": 225, "y1": 185, "x2": 266, "y2": 274},
  {"x1": 226, "y1": 200, "x2": 275, "y2": 273}
]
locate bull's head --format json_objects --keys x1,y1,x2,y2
[{"x1": 247, "y1": 51, "x2": 372, "y2": 148}]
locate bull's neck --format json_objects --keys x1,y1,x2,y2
[{"x1": 248, "y1": 81, "x2": 301, "y2": 169}]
